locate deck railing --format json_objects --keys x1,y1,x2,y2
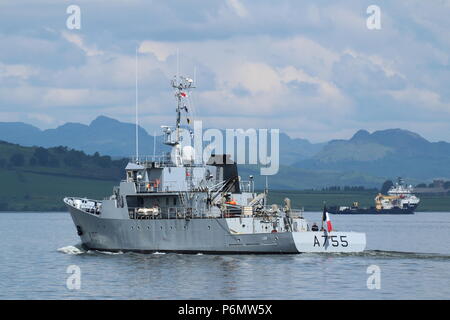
[
  {"x1": 135, "y1": 181, "x2": 162, "y2": 193},
  {"x1": 239, "y1": 180, "x2": 254, "y2": 193}
]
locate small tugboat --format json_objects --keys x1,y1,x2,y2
[
  {"x1": 63, "y1": 74, "x2": 366, "y2": 253},
  {"x1": 329, "y1": 178, "x2": 420, "y2": 215}
]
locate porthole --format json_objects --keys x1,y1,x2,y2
[
  {"x1": 160, "y1": 226, "x2": 163, "y2": 230},
  {"x1": 208, "y1": 226, "x2": 211, "y2": 230},
  {"x1": 242, "y1": 224, "x2": 246, "y2": 228},
  {"x1": 147, "y1": 226, "x2": 150, "y2": 230}
]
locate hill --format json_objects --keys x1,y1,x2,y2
[
  {"x1": 0, "y1": 141, "x2": 449, "y2": 212},
  {"x1": 0, "y1": 140, "x2": 383, "y2": 211},
  {"x1": 0, "y1": 116, "x2": 161, "y2": 158},
  {"x1": 0, "y1": 141, "x2": 125, "y2": 211},
  {"x1": 2, "y1": 117, "x2": 450, "y2": 187},
  {"x1": 238, "y1": 165, "x2": 385, "y2": 190},
  {"x1": 295, "y1": 129, "x2": 450, "y2": 181}
]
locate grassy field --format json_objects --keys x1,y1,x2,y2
[
  {"x1": 267, "y1": 190, "x2": 450, "y2": 212},
  {"x1": 0, "y1": 168, "x2": 116, "y2": 211}
]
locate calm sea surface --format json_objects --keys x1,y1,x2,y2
[{"x1": 0, "y1": 211, "x2": 449, "y2": 300}]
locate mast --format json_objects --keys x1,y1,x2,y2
[
  {"x1": 169, "y1": 75, "x2": 195, "y2": 146},
  {"x1": 158, "y1": 74, "x2": 195, "y2": 166}
]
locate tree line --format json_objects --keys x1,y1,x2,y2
[{"x1": 0, "y1": 145, "x2": 127, "y2": 170}]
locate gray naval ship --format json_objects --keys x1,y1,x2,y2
[{"x1": 64, "y1": 75, "x2": 366, "y2": 254}]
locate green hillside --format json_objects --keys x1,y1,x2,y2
[
  {"x1": 239, "y1": 165, "x2": 386, "y2": 189},
  {"x1": 0, "y1": 141, "x2": 123, "y2": 211},
  {"x1": 0, "y1": 140, "x2": 449, "y2": 212},
  {"x1": 0, "y1": 169, "x2": 116, "y2": 211}
]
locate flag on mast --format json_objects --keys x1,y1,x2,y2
[{"x1": 322, "y1": 205, "x2": 333, "y2": 232}]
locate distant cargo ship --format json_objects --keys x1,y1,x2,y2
[{"x1": 328, "y1": 178, "x2": 420, "y2": 215}]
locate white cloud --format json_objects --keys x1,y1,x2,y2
[
  {"x1": 342, "y1": 49, "x2": 404, "y2": 79},
  {"x1": 388, "y1": 88, "x2": 450, "y2": 113},
  {"x1": 0, "y1": 63, "x2": 38, "y2": 80},
  {"x1": 27, "y1": 113, "x2": 58, "y2": 125},
  {"x1": 61, "y1": 31, "x2": 103, "y2": 57},
  {"x1": 1, "y1": 1, "x2": 450, "y2": 142},
  {"x1": 139, "y1": 41, "x2": 175, "y2": 62},
  {"x1": 226, "y1": 0, "x2": 248, "y2": 18}
]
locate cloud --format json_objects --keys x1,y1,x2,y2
[
  {"x1": 388, "y1": 88, "x2": 450, "y2": 113},
  {"x1": 139, "y1": 41, "x2": 175, "y2": 62},
  {"x1": 61, "y1": 31, "x2": 103, "y2": 57},
  {"x1": 226, "y1": 0, "x2": 248, "y2": 18},
  {"x1": 0, "y1": 62, "x2": 38, "y2": 81},
  {"x1": 0, "y1": 1, "x2": 450, "y2": 143}
]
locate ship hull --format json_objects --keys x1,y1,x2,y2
[
  {"x1": 67, "y1": 205, "x2": 366, "y2": 254},
  {"x1": 328, "y1": 206, "x2": 416, "y2": 215}
]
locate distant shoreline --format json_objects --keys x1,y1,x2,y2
[
  {"x1": 267, "y1": 190, "x2": 450, "y2": 212},
  {"x1": 1, "y1": 210, "x2": 449, "y2": 213},
  {"x1": 1, "y1": 190, "x2": 448, "y2": 212}
]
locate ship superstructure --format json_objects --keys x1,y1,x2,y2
[
  {"x1": 329, "y1": 178, "x2": 420, "y2": 215},
  {"x1": 64, "y1": 75, "x2": 365, "y2": 253},
  {"x1": 382, "y1": 178, "x2": 420, "y2": 210}
]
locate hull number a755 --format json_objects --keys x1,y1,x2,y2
[{"x1": 313, "y1": 235, "x2": 349, "y2": 247}]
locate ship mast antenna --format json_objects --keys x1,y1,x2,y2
[
  {"x1": 153, "y1": 130, "x2": 156, "y2": 159},
  {"x1": 135, "y1": 47, "x2": 139, "y2": 162}
]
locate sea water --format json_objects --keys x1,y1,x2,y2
[{"x1": 0, "y1": 211, "x2": 449, "y2": 299}]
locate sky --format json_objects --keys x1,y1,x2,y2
[{"x1": 0, "y1": 0, "x2": 449, "y2": 143}]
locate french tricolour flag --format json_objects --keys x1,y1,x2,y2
[{"x1": 322, "y1": 206, "x2": 333, "y2": 232}]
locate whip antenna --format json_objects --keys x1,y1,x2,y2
[{"x1": 135, "y1": 47, "x2": 139, "y2": 161}]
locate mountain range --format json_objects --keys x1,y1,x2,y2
[
  {"x1": 295, "y1": 129, "x2": 450, "y2": 181},
  {"x1": 0, "y1": 116, "x2": 159, "y2": 157},
  {"x1": 1, "y1": 116, "x2": 450, "y2": 187},
  {"x1": 0, "y1": 116, "x2": 322, "y2": 164}
]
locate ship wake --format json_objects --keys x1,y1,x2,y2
[
  {"x1": 57, "y1": 244, "x2": 87, "y2": 255},
  {"x1": 57, "y1": 244, "x2": 124, "y2": 255},
  {"x1": 314, "y1": 249, "x2": 450, "y2": 260}
]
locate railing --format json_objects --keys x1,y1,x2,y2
[
  {"x1": 239, "y1": 180, "x2": 254, "y2": 193},
  {"x1": 135, "y1": 181, "x2": 162, "y2": 193},
  {"x1": 129, "y1": 154, "x2": 204, "y2": 168},
  {"x1": 127, "y1": 204, "x2": 299, "y2": 221},
  {"x1": 130, "y1": 154, "x2": 172, "y2": 167},
  {"x1": 129, "y1": 206, "x2": 222, "y2": 220}
]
